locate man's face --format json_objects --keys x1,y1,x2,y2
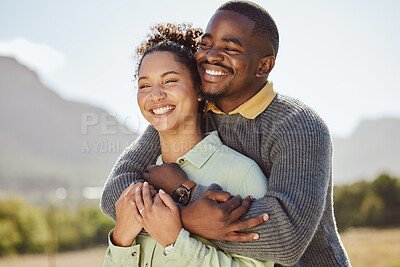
[{"x1": 195, "y1": 10, "x2": 265, "y2": 105}]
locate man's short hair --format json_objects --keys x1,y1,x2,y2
[{"x1": 217, "y1": 1, "x2": 279, "y2": 57}]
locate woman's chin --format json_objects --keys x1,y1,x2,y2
[{"x1": 153, "y1": 123, "x2": 178, "y2": 134}]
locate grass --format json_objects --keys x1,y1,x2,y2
[
  {"x1": 0, "y1": 228, "x2": 399, "y2": 267},
  {"x1": 0, "y1": 247, "x2": 107, "y2": 267},
  {"x1": 340, "y1": 227, "x2": 400, "y2": 267}
]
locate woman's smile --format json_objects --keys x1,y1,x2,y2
[{"x1": 150, "y1": 105, "x2": 176, "y2": 115}]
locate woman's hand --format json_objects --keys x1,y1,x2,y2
[
  {"x1": 133, "y1": 182, "x2": 183, "y2": 247},
  {"x1": 113, "y1": 182, "x2": 156, "y2": 247}
]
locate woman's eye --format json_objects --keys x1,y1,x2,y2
[
  {"x1": 165, "y1": 79, "x2": 177, "y2": 84},
  {"x1": 139, "y1": 84, "x2": 150, "y2": 90}
]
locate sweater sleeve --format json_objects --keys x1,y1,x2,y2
[
  {"x1": 100, "y1": 125, "x2": 161, "y2": 221},
  {"x1": 189, "y1": 115, "x2": 332, "y2": 266}
]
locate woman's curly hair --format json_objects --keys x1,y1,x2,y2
[{"x1": 135, "y1": 23, "x2": 203, "y2": 89}]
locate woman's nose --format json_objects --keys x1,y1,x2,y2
[{"x1": 150, "y1": 85, "x2": 166, "y2": 102}]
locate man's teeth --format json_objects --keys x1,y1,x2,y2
[
  {"x1": 152, "y1": 106, "x2": 175, "y2": 115},
  {"x1": 205, "y1": 69, "x2": 228, "y2": 76}
]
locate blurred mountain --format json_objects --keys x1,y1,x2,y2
[
  {"x1": 0, "y1": 56, "x2": 138, "y2": 204},
  {"x1": 333, "y1": 118, "x2": 400, "y2": 184}
]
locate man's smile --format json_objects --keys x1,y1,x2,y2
[{"x1": 200, "y1": 63, "x2": 232, "y2": 82}]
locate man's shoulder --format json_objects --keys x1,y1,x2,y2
[
  {"x1": 268, "y1": 93, "x2": 318, "y2": 115},
  {"x1": 258, "y1": 93, "x2": 330, "y2": 135}
]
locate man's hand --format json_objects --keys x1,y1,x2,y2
[
  {"x1": 143, "y1": 163, "x2": 188, "y2": 195},
  {"x1": 180, "y1": 189, "x2": 269, "y2": 242}
]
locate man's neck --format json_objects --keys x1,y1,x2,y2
[{"x1": 216, "y1": 81, "x2": 268, "y2": 113}]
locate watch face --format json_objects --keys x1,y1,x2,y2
[{"x1": 172, "y1": 187, "x2": 189, "y2": 205}]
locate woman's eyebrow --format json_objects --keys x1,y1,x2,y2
[
  {"x1": 138, "y1": 75, "x2": 148, "y2": 82},
  {"x1": 138, "y1": 71, "x2": 179, "y2": 82},
  {"x1": 161, "y1": 71, "x2": 179, "y2": 77}
]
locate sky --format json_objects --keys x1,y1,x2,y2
[{"x1": 1, "y1": 0, "x2": 399, "y2": 137}]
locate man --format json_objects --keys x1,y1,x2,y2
[{"x1": 101, "y1": 1, "x2": 350, "y2": 266}]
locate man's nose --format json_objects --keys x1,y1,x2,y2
[
  {"x1": 205, "y1": 47, "x2": 224, "y2": 64},
  {"x1": 150, "y1": 85, "x2": 166, "y2": 102}
]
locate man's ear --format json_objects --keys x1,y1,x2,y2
[{"x1": 256, "y1": 56, "x2": 275, "y2": 77}]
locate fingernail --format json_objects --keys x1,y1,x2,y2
[
  {"x1": 144, "y1": 181, "x2": 148, "y2": 186},
  {"x1": 249, "y1": 195, "x2": 253, "y2": 201},
  {"x1": 136, "y1": 187, "x2": 140, "y2": 193},
  {"x1": 159, "y1": 189, "x2": 165, "y2": 194},
  {"x1": 253, "y1": 234, "x2": 259, "y2": 240},
  {"x1": 263, "y1": 214, "x2": 269, "y2": 221}
]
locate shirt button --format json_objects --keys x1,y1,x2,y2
[
  {"x1": 132, "y1": 251, "x2": 137, "y2": 256},
  {"x1": 178, "y1": 158, "x2": 185, "y2": 164}
]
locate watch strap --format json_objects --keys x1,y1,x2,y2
[{"x1": 181, "y1": 180, "x2": 197, "y2": 191}]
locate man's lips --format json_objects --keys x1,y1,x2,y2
[{"x1": 204, "y1": 69, "x2": 229, "y2": 76}]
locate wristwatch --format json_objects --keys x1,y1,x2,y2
[{"x1": 172, "y1": 180, "x2": 197, "y2": 206}]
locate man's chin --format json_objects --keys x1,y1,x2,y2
[
  {"x1": 201, "y1": 84, "x2": 227, "y2": 103},
  {"x1": 202, "y1": 92, "x2": 223, "y2": 103}
]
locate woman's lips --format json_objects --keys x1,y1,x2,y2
[{"x1": 150, "y1": 105, "x2": 176, "y2": 115}]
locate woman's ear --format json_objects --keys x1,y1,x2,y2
[{"x1": 256, "y1": 56, "x2": 275, "y2": 78}]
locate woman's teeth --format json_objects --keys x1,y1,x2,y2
[{"x1": 152, "y1": 106, "x2": 175, "y2": 115}]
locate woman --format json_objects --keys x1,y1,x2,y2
[{"x1": 104, "y1": 24, "x2": 272, "y2": 267}]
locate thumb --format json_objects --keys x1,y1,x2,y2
[{"x1": 159, "y1": 189, "x2": 176, "y2": 209}]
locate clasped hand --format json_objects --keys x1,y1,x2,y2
[{"x1": 113, "y1": 181, "x2": 182, "y2": 248}]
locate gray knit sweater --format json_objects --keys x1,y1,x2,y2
[{"x1": 100, "y1": 94, "x2": 351, "y2": 267}]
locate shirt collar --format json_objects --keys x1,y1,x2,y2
[
  {"x1": 204, "y1": 81, "x2": 276, "y2": 119},
  {"x1": 156, "y1": 131, "x2": 222, "y2": 169}
]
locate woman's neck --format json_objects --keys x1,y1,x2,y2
[{"x1": 159, "y1": 126, "x2": 204, "y2": 164}]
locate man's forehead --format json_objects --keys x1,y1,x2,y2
[{"x1": 205, "y1": 10, "x2": 255, "y2": 35}]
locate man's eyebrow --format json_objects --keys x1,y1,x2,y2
[
  {"x1": 202, "y1": 33, "x2": 212, "y2": 39},
  {"x1": 202, "y1": 34, "x2": 243, "y2": 47},
  {"x1": 221, "y1": 37, "x2": 243, "y2": 47}
]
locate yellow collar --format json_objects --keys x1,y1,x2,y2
[{"x1": 204, "y1": 81, "x2": 276, "y2": 119}]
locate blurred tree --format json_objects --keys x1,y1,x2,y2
[
  {"x1": 0, "y1": 197, "x2": 47, "y2": 255},
  {"x1": 78, "y1": 206, "x2": 115, "y2": 247},
  {"x1": 334, "y1": 174, "x2": 400, "y2": 231},
  {"x1": 371, "y1": 174, "x2": 400, "y2": 226},
  {"x1": 0, "y1": 218, "x2": 21, "y2": 256},
  {"x1": 360, "y1": 192, "x2": 384, "y2": 226},
  {"x1": 334, "y1": 181, "x2": 369, "y2": 230}
]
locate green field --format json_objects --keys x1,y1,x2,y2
[{"x1": 0, "y1": 227, "x2": 399, "y2": 267}]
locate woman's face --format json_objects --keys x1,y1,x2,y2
[{"x1": 137, "y1": 51, "x2": 199, "y2": 134}]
